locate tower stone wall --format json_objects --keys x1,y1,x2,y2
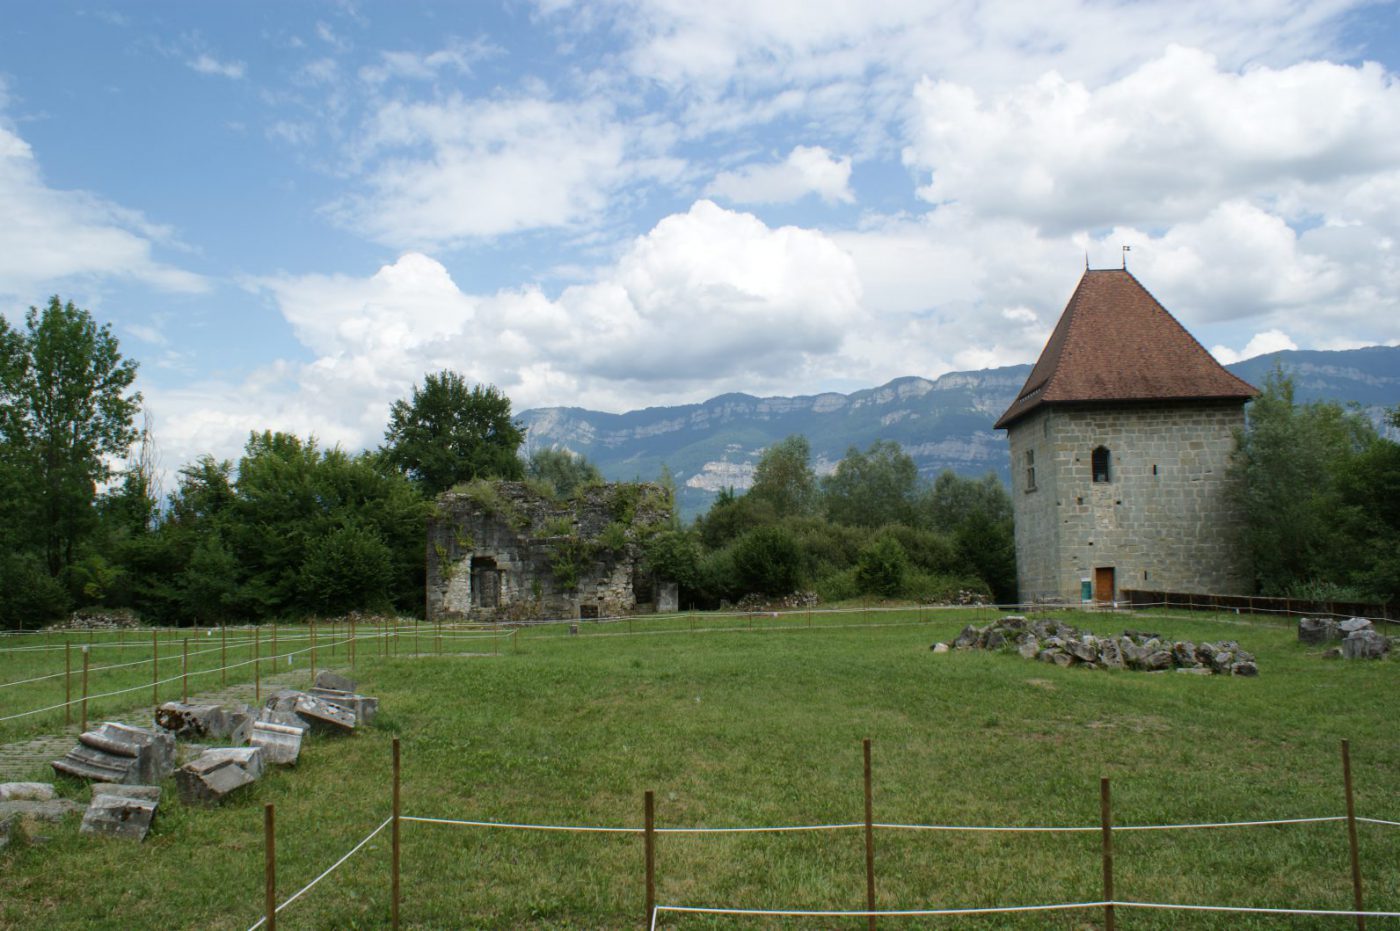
[{"x1": 1007, "y1": 401, "x2": 1250, "y2": 602}]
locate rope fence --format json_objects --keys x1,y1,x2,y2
[
  {"x1": 249, "y1": 737, "x2": 1397, "y2": 930},
  {"x1": 0, "y1": 624, "x2": 519, "y2": 731}
]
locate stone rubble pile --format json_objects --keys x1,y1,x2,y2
[
  {"x1": 33, "y1": 668, "x2": 379, "y2": 844},
  {"x1": 933, "y1": 616, "x2": 1259, "y2": 676},
  {"x1": 1297, "y1": 617, "x2": 1396, "y2": 659}
]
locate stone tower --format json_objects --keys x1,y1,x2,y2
[{"x1": 995, "y1": 269, "x2": 1258, "y2": 603}]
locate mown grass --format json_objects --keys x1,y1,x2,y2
[{"x1": 2, "y1": 607, "x2": 1398, "y2": 929}]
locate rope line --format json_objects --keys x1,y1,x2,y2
[
  {"x1": 400, "y1": 813, "x2": 1368, "y2": 836},
  {"x1": 649, "y1": 901, "x2": 1400, "y2": 926},
  {"x1": 245, "y1": 817, "x2": 391, "y2": 931}
]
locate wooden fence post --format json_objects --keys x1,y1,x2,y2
[
  {"x1": 644, "y1": 790, "x2": 655, "y2": 929},
  {"x1": 182, "y1": 638, "x2": 189, "y2": 703},
  {"x1": 80, "y1": 647, "x2": 89, "y2": 733},
  {"x1": 151, "y1": 629, "x2": 159, "y2": 710},
  {"x1": 864, "y1": 738, "x2": 876, "y2": 931},
  {"x1": 255, "y1": 627, "x2": 261, "y2": 703},
  {"x1": 392, "y1": 737, "x2": 402, "y2": 930},
  {"x1": 1101, "y1": 777, "x2": 1115, "y2": 931},
  {"x1": 65, "y1": 642, "x2": 72, "y2": 727},
  {"x1": 311, "y1": 619, "x2": 317, "y2": 683},
  {"x1": 265, "y1": 802, "x2": 277, "y2": 931},
  {"x1": 1342, "y1": 740, "x2": 1366, "y2": 930},
  {"x1": 221, "y1": 624, "x2": 227, "y2": 686}
]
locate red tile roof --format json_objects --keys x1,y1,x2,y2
[{"x1": 995, "y1": 269, "x2": 1258, "y2": 429}]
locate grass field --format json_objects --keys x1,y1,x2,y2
[{"x1": 2, "y1": 606, "x2": 1398, "y2": 929}]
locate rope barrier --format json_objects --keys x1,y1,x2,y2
[
  {"x1": 399, "y1": 812, "x2": 1371, "y2": 836},
  {"x1": 649, "y1": 900, "x2": 1400, "y2": 927},
  {"x1": 246, "y1": 817, "x2": 391, "y2": 931},
  {"x1": 0, "y1": 635, "x2": 356, "y2": 723}
]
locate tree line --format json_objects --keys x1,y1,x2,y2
[{"x1": 1, "y1": 296, "x2": 1395, "y2": 629}]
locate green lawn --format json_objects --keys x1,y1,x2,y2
[{"x1": 2, "y1": 607, "x2": 1398, "y2": 929}]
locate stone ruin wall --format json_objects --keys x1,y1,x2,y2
[{"x1": 426, "y1": 481, "x2": 671, "y2": 623}]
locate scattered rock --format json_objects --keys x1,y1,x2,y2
[
  {"x1": 176, "y1": 747, "x2": 265, "y2": 807},
  {"x1": 1339, "y1": 617, "x2": 1373, "y2": 634},
  {"x1": 1298, "y1": 617, "x2": 1340, "y2": 644},
  {"x1": 930, "y1": 642, "x2": 949, "y2": 653},
  {"x1": 939, "y1": 616, "x2": 1261, "y2": 675},
  {"x1": 251, "y1": 720, "x2": 305, "y2": 766},
  {"x1": 260, "y1": 690, "x2": 357, "y2": 733},
  {"x1": 52, "y1": 723, "x2": 175, "y2": 785},
  {"x1": 0, "y1": 782, "x2": 56, "y2": 802},
  {"x1": 1342, "y1": 630, "x2": 1389, "y2": 660},
  {"x1": 80, "y1": 784, "x2": 160, "y2": 842},
  {"x1": 155, "y1": 702, "x2": 252, "y2": 744},
  {"x1": 313, "y1": 670, "x2": 357, "y2": 693},
  {"x1": 308, "y1": 688, "x2": 379, "y2": 725},
  {"x1": 0, "y1": 797, "x2": 84, "y2": 846}
]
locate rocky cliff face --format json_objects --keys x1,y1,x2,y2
[{"x1": 519, "y1": 347, "x2": 1400, "y2": 521}]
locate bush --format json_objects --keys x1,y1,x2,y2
[
  {"x1": 901, "y1": 570, "x2": 991, "y2": 604},
  {"x1": 814, "y1": 566, "x2": 860, "y2": 603},
  {"x1": 642, "y1": 530, "x2": 702, "y2": 590},
  {"x1": 855, "y1": 534, "x2": 909, "y2": 597},
  {"x1": 0, "y1": 554, "x2": 70, "y2": 629},
  {"x1": 298, "y1": 524, "x2": 394, "y2": 614},
  {"x1": 731, "y1": 526, "x2": 804, "y2": 596}
]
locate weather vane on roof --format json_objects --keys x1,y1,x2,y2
[{"x1": 1122, "y1": 244, "x2": 1131, "y2": 269}]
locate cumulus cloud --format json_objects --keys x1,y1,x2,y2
[
  {"x1": 160, "y1": 201, "x2": 863, "y2": 466},
  {"x1": 331, "y1": 94, "x2": 634, "y2": 246},
  {"x1": 707, "y1": 145, "x2": 854, "y2": 205},
  {"x1": 0, "y1": 121, "x2": 206, "y2": 300},
  {"x1": 903, "y1": 46, "x2": 1400, "y2": 231},
  {"x1": 1211, "y1": 330, "x2": 1299, "y2": 365}
]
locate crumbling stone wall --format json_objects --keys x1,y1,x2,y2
[
  {"x1": 1007, "y1": 401, "x2": 1249, "y2": 602},
  {"x1": 426, "y1": 481, "x2": 672, "y2": 622}
]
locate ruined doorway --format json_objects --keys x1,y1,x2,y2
[
  {"x1": 1094, "y1": 566, "x2": 1116, "y2": 602},
  {"x1": 471, "y1": 557, "x2": 501, "y2": 608}
]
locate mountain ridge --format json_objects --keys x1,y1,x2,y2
[{"x1": 519, "y1": 346, "x2": 1400, "y2": 519}]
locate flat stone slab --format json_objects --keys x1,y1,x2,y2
[
  {"x1": 176, "y1": 746, "x2": 265, "y2": 807},
  {"x1": 313, "y1": 670, "x2": 357, "y2": 692},
  {"x1": 308, "y1": 688, "x2": 379, "y2": 725},
  {"x1": 0, "y1": 782, "x2": 56, "y2": 801},
  {"x1": 155, "y1": 702, "x2": 253, "y2": 744},
  {"x1": 250, "y1": 720, "x2": 304, "y2": 766},
  {"x1": 81, "y1": 784, "x2": 160, "y2": 842},
  {"x1": 0, "y1": 797, "x2": 84, "y2": 846},
  {"x1": 52, "y1": 723, "x2": 175, "y2": 785},
  {"x1": 262, "y1": 690, "x2": 357, "y2": 733}
]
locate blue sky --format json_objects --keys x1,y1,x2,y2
[{"x1": 2, "y1": 1, "x2": 1398, "y2": 472}]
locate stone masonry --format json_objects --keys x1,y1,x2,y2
[
  {"x1": 426, "y1": 481, "x2": 673, "y2": 622},
  {"x1": 1008, "y1": 401, "x2": 1249, "y2": 601}
]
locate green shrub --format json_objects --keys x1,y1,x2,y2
[
  {"x1": 0, "y1": 554, "x2": 70, "y2": 629},
  {"x1": 814, "y1": 566, "x2": 860, "y2": 603},
  {"x1": 298, "y1": 524, "x2": 394, "y2": 614},
  {"x1": 855, "y1": 534, "x2": 909, "y2": 597},
  {"x1": 642, "y1": 530, "x2": 701, "y2": 590},
  {"x1": 731, "y1": 526, "x2": 803, "y2": 596}
]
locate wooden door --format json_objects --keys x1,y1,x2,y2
[{"x1": 1094, "y1": 567, "x2": 1116, "y2": 602}]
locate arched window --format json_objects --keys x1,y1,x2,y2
[{"x1": 1092, "y1": 446, "x2": 1111, "y2": 483}]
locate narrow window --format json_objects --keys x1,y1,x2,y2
[
  {"x1": 1025, "y1": 449, "x2": 1037, "y2": 491},
  {"x1": 1092, "y1": 446, "x2": 1111, "y2": 483}
]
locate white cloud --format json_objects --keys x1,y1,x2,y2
[
  {"x1": 707, "y1": 145, "x2": 854, "y2": 205},
  {"x1": 903, "y1": 46, "x2": 1400, "y2": 232},
  {"x1": 162, "y1": 201, "x2": 864, "y2": 466},
  {"x1": 332, "y1": 95, "x2": 634, "y2": 246},
  {"x1": 359, "y1": 38, "x2": 499, "y2": 85},
  {"x1": 188, "y1": 53, "x2": 246, "y2": 79},
  {"x1": 1211, "y1": 329, "x2": 1298, "y2": 365},
  {"x1": 0, "y1": 121, "x2": 206, "y2": 299}
]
